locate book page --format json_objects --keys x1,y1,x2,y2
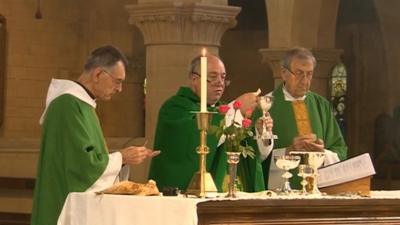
[{"x1": 317, "y1": 153, "x2": 376, "y2": 188}]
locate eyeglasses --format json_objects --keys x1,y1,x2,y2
[
  {"x1": 192, "y1": 72, "x2": 231, "y2": 87},
  {"x1": 101, "y1": 70, "x2": 123, "y2": 86},
  {"x1": 284, "y1": 66, "x2": 313, "y2": 80}
]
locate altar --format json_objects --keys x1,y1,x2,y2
[
  {"x1": 197, "y1": 193, "x2": 400, "y2": 225},
  {"x1": 58, "y1": 191, "x2": 400, "y2": 225}
]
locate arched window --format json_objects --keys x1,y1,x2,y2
[{"x1": 330, "y1": 63, "x2": 347, "y2": 137}]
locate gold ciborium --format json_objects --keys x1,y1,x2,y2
[
  {"x1": 186, "y1": 112, "x2": 217, "y2": 198},
  {"x1": 290, "y1": 151, "x2": 325, "y2": 195},
  {"x1": 297, "y1": 164, "x2": 314, "y2": 195}
]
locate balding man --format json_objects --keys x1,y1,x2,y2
[{"x1": 149, "y1": 54, "x2": 273, "y2": 193}]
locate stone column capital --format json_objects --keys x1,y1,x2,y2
[
  {"x1": 258, "y1": 48, "x2": 287, "y2": 82},
  {"x1": 310, "y1": 48, "x2": 343, "y2": 79},
  {"x1": 125, "y1": 2, "x2": 241, "y2": 46}
]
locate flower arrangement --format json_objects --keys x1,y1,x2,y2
[{"x1": 211, "y1": 100, "x2": 256, "y2": 158}]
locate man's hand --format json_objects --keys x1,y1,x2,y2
[
  {"x1": 305, "y1": 138, "x2": 324, "y2": 152},
  {"x1": 286, "y1": 133, "x2": 324, "y2": 153},
  {"x1": 120, "y1": 146, "x2": 160, "y2": 165},
  {"x1": 235, "y1": 91, "x2": 259, "y2": 116}
]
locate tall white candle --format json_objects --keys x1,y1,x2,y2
[{"x1": 200, "y1": 48, "x2": 207, "y2": 112}]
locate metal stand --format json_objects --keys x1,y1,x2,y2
[{"x1": 186, "y1": 112, "x2": 217, "y2": 198}]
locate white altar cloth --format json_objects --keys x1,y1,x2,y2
[{"x1": 57, "y1": 193, "x2": 206, "y2": 225}]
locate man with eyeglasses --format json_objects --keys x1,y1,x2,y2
[
  {"x1": 149, "y1": 54, "x2": 273, "y2": 193},
  {"x1": 31, "y1": 45, "x2": 160, "y2": 225},
  {"x1": 257, "y1": 47, "x2": 348, "y2": 190}
]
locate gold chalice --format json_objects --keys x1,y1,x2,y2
[
  {"x1": 297, "y1": 164, "x2": 314, "y2": 195},
  {"x1": 290, "y1": 151, "x2": 325, "y2": 195}
]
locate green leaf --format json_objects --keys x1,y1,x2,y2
[
  {"x1": 219, "y1": 119, "x2": 225, "y2": 128},
  {"x1": 211, "y1": 113, "x2": 258, "y2": 160},
  {"x1": 242, "y1": 146, "x2": 255, "y2": 159},
  {"x1": 233, "y1": 121, "x2": 241, "y2": 126},
  {"x1": 215, "y1": 130, "x2": 223, "y2": 139},
  {"x1": 225, "y1": 125, "x2": 235, "y2": 135},
  {"x1": 208, "y1": 125, "x2": 219, "y2": 134},
  {"x1": 238, "y1": 145, "x2": 245, "y2": 153},
  {"x1": 247, "y1": 151, "x2": 256, "y2": 159}
]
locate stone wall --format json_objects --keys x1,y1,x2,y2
[
  {"x1": 0, "y1": 0, "x2": 145, "y2": 139},
  {"x1": 0, "y1": 0, "x2": 147, "y2": 185},
  {"x1": 221, "y1": 0, "x2": 274, "y2": 101}
]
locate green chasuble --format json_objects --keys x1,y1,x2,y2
[
  {"x1": 31, "y1": 94, "x2": 109, "y2": 225},
  {"x1": 255, "y1": 85, "x2": 348, "y2": 188},
  {"x1": 149, "y1": 87, "x2": 265, "y2": 192}
]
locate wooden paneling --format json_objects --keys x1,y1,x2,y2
[
  {"x1": 0, "y1": 212, "x2": 30, "y2": 225},
  {"x1": 198, "y1": 198, "x2": 400, "y2": 225}
]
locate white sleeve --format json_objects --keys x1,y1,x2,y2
[
  {"x1": 217, "y1": 102, "x2": 243, "y2": 147},
  {"x1": 119, "y1": 164, "x2": 130, "y2": 181},
  {"x1": 257, "y1": 135, "x2": 274, "y2": 161},
  {"x1": 85, "y1": 152, "x2": 123, "y2": 192},
  {"x1": 323, "y1": 149, "x2": 340, "y2": 166}
]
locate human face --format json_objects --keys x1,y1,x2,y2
[
  {"x1": 192, "y1": 56, "x2": 227, "y2": 105},
  {"x1": 281, "y1": 58, "x2": 314, "y2": 98},
  {"x1": 93, "y1": 61, "x2": 125, "y2": 100}
]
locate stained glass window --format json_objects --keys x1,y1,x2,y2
[{"x1": 330, "y1": 63, "x2": 347, "y2": 137}]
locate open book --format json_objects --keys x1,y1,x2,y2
[{"x1": 317, "y1": 153, "x2": 376, "y2": 188}]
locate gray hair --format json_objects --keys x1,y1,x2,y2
[
  {"x1": 84, "y1": 45, "x2": 128, "y2": 72},
  {"x1": 188, "y1": 53, "x2": 223, "y2": 77},
  {"x1": 281, "y1": 47, "x2": 316, "y2": 70}
]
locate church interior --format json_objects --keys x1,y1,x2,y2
[{"x1": 1, "y1": 0, "x2": 400, "y2": 224}]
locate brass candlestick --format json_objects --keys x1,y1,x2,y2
[{"x1": 186, "y1": 112, "x2": 217, "y2": 198}]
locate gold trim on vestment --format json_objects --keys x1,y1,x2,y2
[{"x1": 292, "y1": 100, "x2": 312, "y2": 135}]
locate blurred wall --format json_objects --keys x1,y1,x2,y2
[{"x1": 0, "y1": 0, "x2": 145, "y2": 139}]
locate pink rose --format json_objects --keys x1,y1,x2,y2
[
  {"x1": 233, "y1": 100, "x2": 241, "y2": 110},
  {"x1": 218, "y1": 105, "x2": 230, "y2": 114},
  {"x1": 242, "y1": 118, "x2": 252, "y2": 128}
]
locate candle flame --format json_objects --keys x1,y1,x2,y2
[{"x1": 202, "y1": 48, "x2": 206, "y2": 57}]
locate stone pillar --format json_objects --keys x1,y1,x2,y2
[
  {"x1": 126, "y1": 2, "x2": 240, "y2": 181},
  {"x1": 259, "y1": 0, "x2": 342, "y2": 97},
  {"x1": 258, "y1": 48, "x2": 286, "y2": 88}
]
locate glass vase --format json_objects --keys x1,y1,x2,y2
[{"x1": 225, "y1": 151, "x2": 241, "y2": 198}]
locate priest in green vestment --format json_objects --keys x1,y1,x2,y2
[
  {"x1": 255, "y1": 47, "x2": 348, "y2": 190},
  {"x1": 31, "y1": 46, "x2": 159, "y2": 225},
  {"x1": 149, "y1": 54, "x2": 273, "y2": 193}
]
